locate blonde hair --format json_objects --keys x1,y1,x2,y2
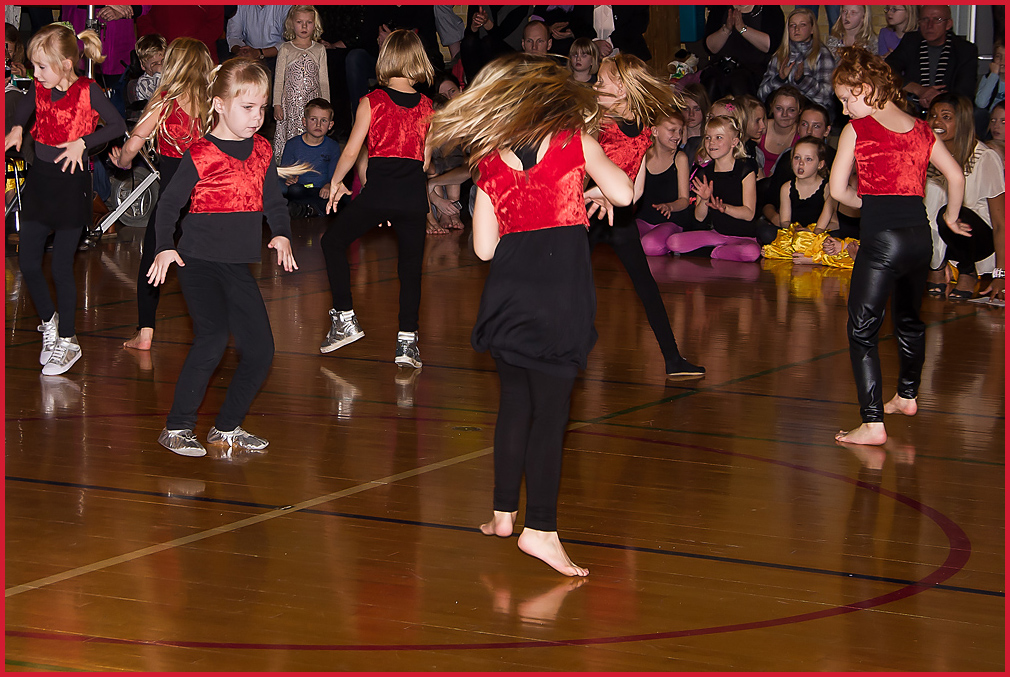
[
  {"x1": 27, "y1": 23, "x2": 104, "y2": 77},
  {"x1": 697, "y1": 115, "x2": 747, "y2": 163},
  {"x1": 830, "y1": 6, "x2": 877, "y2": 51},
  {"x1": 568, "y1": 37, "x2": 600, "y2": 76},
  {"x1": 708, "y1": 96, "x2": 749, "y2": 143},
  {"x1": 136, "y1": 33, "x2": 167, "y2": 64},
  {"x1": 283, "y1": 6, "x2": 323, "y2": 42},
  {"x1": 735, "y1": 94, "x2": 767, "y2": 139},
  {"x1": 599, "y1": 53, "x2": 685, "y2": 128},
  {"x1": 777, "y1": 8, "x2": 825, "y2": 70},
  {"x1": 375, "y1": 29, "x2": 434, "y2": 87},
  {"x1": 886, "y1": 5, "x2": 918, "y2": 34},
  {"x1": 428, "y1": 53, "x2": 601, "y2": 170},
  {"x1": 137, "y1": 38, "x2": 214, "y2": 156}
]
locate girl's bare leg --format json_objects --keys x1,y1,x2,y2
[
  {"x1": 517, "y1": 528, "x2": 589, "y2": 577},
  {"x1": 835, "y1": 421, "x2": 887, "y2": 445}
]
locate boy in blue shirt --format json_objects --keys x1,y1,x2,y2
[{"x1": 280, "y1": 98, "x2": 341, "y2": 218}]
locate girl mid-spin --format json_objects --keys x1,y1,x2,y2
[{"x1": 428, "y1": 54, "x2": 634, "y2": 576}]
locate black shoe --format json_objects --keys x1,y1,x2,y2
[
  {"x1": 666, "y1": 358, "x2": 705, "y2": 378},
  {"x1": 288, "y1": 202, "x2": 309, "y2": 219}
]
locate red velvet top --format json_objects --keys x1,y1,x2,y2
[
  {"x1": 598, "y1": 120, "x2": 651, "y2": 181},
  {"x1": 851, "y1": 116, "x2": 935, "y2": 197},
  {"x1": 188, "y1": 135, "x2": 273, "y2": 213},
  {"x1": 365, "y1": 88, "x2": 433, "y2": 161},
  {"x1": 476, "y1": 130, "x2": 589, "y2": 237},
  {"x1": 158, "y1": 95, "x2": 202, "y2": 159},
  {"x1": 31, "y1": 77, "x2": 100, "y2": 147}
]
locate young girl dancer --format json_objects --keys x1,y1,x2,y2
[
  {"x1": 590, "y1": 54, "x2": 704, "y2": 377},
  {"x1": 273, "y1": 5, "x2": 329, "y2": 163},
  {"x1": 110, "y1": 37, "x2": 214, "y2": 351},
  {"x1": 829, "y1": 47, "x2": 967, "y2": 445},
  {"x1": 5, "y1": 23, "x2": 126, "y2": 375},
  {"x1": 667, "y1": 115, "x2": 762, "y2": 262},
  {"x1": 428, "y1": 53, "x2": 634, "y2": 576},
  {"x1": 147, "y1": 58, "x2": 299, "y2": 457},
  {"x1": 637, "y1": 111, "x2": 694, "y2": 256},
  {"x1": 321, "y1": 29, "x2": 434, "y2": 368}
]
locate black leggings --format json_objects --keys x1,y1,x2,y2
[
  {"x1": 589, "y1": 205, "x2": 684, "y2": 370},
  {"x1": 935, "y1": 205, "x2": 995, "y2": 276},
  {"x1": 137, "y1": 156, "x2": 182, "y2": 330},
  {"x1": 167, "y1": 258, "x2": 274, "y2": 432},
  {"x1": 847, "y1": 197, "x2": 932, "y2": 423},
  {"x1": 492, "y1": 358, "x2": 576, "y2": 532},
  {"x1": 320, "y1": 197, "x2": 426, "y2": 332},
  {"x1": 19, "y1": 221, "x2": 82, "y2": 338}
]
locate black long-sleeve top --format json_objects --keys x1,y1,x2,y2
[
  {"x1": 154, "y1": 135, "x2": 291, "y2": 264},
  {"x1": 13, "y1": 80, "x2": 127, "y2": 163}
]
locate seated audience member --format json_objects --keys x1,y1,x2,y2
[
  {"x1": 130, "y1": 34, "x2": 167, "y2": 104},
  {"x1": 522, "y1": 19, "x2": 553, "y2": 56},
  {"x1": 825, "y1": 5, "x2": 878, "y2": 57},
  {"x1": 885, "y1": 4, "x2": 978, "y2": 115},
  {"x1": 975, "y1": 38, "x2": 1005, "y2": 137},
  {"x1": 923, "y1": 94, "x2": 1005, "y2": 301},
  {"x1": 986, "y1": 101, "x2": 1005, "y2": 165},
  {"x1": 878, "y1": 5, "x2": 917, "y2": 56},
  {"x1": 280, "y1": 98, "x2": 341, "y2": 218},
  {"x1": 638, "y1": 111, "x2": 696, "y2": 256},
  {"x1": 758, "y1": 8, "x2": 836, "y2": 110},
  {"x1": 736, "y1": 94, "x2": 768, "y2": 174},
  {"x1": 758, "y1": 85, "x2": 804, "y2": 178},
  {"x1": 680, "y1": 83, "x2": 709, "y2": 166},
  {"x1": 666, "y1": 115, "x2": 763, "y2": 262},
  {"x1": 761, "y1": 102, "x2": 834, "y2": 225}
]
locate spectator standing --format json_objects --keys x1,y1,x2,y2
[
  {"x1": 227, "y1": 4, "x2": 287, "y2": 70},
  {"x1": 758, "y1": 8, "x2": 836, "y2": 109},
  {"x1": 885, "y1": 5, "x2": 978, "y2": 115},
  {"x1": 702, "y1": 4, "x2": 785, "y2": 100},
  {"x1": 590, "y1": 5, "x2": 651, "y2": 61},
  {"x1": 272, "y1": 6, "x2": 329, "y2": 163}
]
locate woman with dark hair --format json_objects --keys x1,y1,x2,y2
[{"x1": 923, "y1": 93, "x2": 1005, "y2": 302}]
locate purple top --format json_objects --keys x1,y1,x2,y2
[
  {"x1": 878, "y1": 28, "x2": 902, "y2": 56},
  {"x1": 61, "y1": 5, "x2": 151, "y2": 75}
]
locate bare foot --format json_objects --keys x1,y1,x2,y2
[
  {"x1": 883, "y1": 394, "x2": 917, "y2": 416},
  {"x1": 479, "y1": 510, "x2": 517, "y2": 537},
  {"x1": 124, "y1": 327, "x2": 154, "y2": 350},
  {"x1": 835, "y1": 422, "x2": 887, "y2": 446},
  {"x1": 517, "y1": 528, "x2": 589, "y2": 577}
]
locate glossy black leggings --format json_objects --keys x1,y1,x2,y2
[{"x1": 847, "y1": 197, "x2": 932, "y2": 423}]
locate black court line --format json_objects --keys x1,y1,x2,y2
[{"x1": 6, "y1": 474, "x2": 1002, "y2": 599}]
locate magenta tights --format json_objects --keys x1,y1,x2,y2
[
  {"x1": 637, "y1": 219, "x2": 684, "y2": 257},
  {"x1": 665, "y1": 230, "x2": 762, "y2": 262}
]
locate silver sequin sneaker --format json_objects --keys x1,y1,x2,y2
[
  {"x1": 207, "y1": 426, "x2": 269, "y2": 450},
  {"x1": 158, "y1": 428, "x2": 208, "y2": 457},
  {"x1": 38, "y1": 312, "x2": 59, "y2": 365},
  {"x1": 320, "y1": 309, "x2": 365, "y2": 353},
  {"x1": 41, "y1": 336, "x2": 81, "y2": 376},
  {"x1": 394, "y1": 331, "x2": 422, "y2": 368}
]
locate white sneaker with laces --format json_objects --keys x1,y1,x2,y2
[
  {"x1": 42, "y1": 336, "x2": 81, "y2": 376},
  {"x1": 38, "y1": 312, "x2": 59, "y2": 365},
  {"x1": 207, "y1": 426, "x2": 269, "y2": 450}
]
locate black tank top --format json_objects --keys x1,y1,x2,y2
[{"x1": 788, "y1": 178, "x2": 827, "y2": 227}]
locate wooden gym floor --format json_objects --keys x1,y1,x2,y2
[{"x1": 4, "y1": 218, "x2": 1004, "y2": 671}]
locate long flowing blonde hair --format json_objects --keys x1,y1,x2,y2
[
  {"x1": 777, "y1": 8, "x2": 825, "y2": 70},
  {"x1": 830, "y1": 6, "x2": 877, "y2": 51},
  {"x1": 27, "y1": 23, "x2": 104, "y2": 77},
  {"x1": 139, "y1": 38, "x2": 214, "y2": 156},
  {"x1": 427, "y1": 53, "x2": 601, "y2": 170},
  {"x1": 599, "y1": 53, "x2": 684, "y2": 128}
]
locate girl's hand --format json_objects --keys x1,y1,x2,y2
[
  {"x1": 268, "y1": 236, "x2": 299, "y2": 272},
  {"x1": 653, "y1": 202, "x2": 675, "y2": 219},
  {"x1": 980, "y1": 277, "x2": 1005, "y2": 301},
  {"x1": 792, "y1": 59, "x2": 804, "y2": 80},
  {"x1": 325, "y1": 181, "x2": 352, "y2": 213},
  {"x1": 944, "y1": 212, "x2": 971, "y2": 236},
  {"x1": 147, "y1": 249, "x2": 184, "y2": 286},
  {"x1": 55, "y1": 138, "x2": 87, "y2": 174},
  {"x1": 585, "y1": 194, "x2": 615, "y2": 225},
  {"x1": 691, "y1": 175, "x2": 713, "y2": 201},
  {"x1": 5, "y1": 126, "x2": 23, "y2": 152},
  {"x1": 10, "y1": 62, "x2": 26, "y2": 78},
  {"x1": 109, "y1": 145, "x2": 132, "y2": 170},
  {"x1": 822, "y1": 236, "x2": 842, "y2": 255},
  {"x1": 274, "y1": 105, "x2": 284, "y2": 121},
  {"x1": 709, "y1": 195, "x2": 727, "y2": 213},
  {"x1": 778, "y1": 58, "x2": 793, "y2": 81},
  {"x1": 429, "y1": 191, "x2": 459, "y2": 216},
  {"x1": 319, "y1": 184, "x2": 330, "y2": 200}
]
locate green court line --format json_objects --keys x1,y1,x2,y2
[{"x1": 4, "y1": 659, "x2": 91, "y2": 671}]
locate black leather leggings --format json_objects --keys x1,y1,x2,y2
[{"x1": 847, "y1": 196, "x2": 932, "y2": 423}]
